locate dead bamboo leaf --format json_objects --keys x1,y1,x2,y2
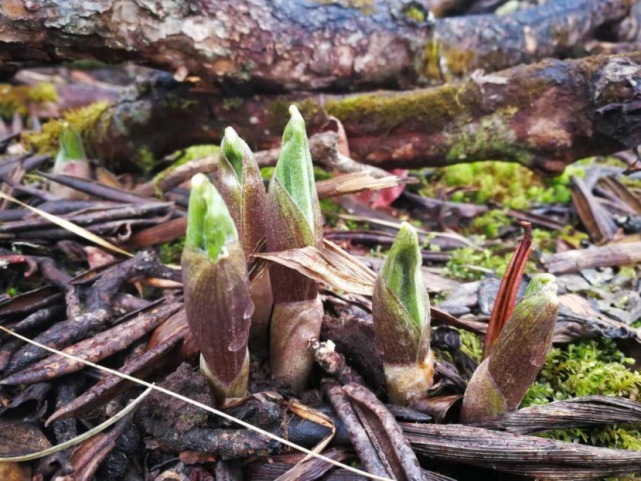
[
  {"x1": 598, "y1": 176, "x2": 641, "y2": 214},
  {"x1": 404, "y1": 422, "x2": 641, "y2": 479},
  {"x1": 571, "y1": 175, "x2": 618, "y2": 244},
  {"x1": 0, "y1": 191, "x2": 132, "y2": 257},
  {"x1": 474, "y1": 395, "x2": 641, "y2": 434},
  {"x1": 255, "y1": 240, "x2": 375, "y2": 296},
  {"x1": 316, "y1": 172, "x2": 407, "y2": 199}
]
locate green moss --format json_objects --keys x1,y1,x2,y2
[
  {"x1": 444, "y1": 246, "x2": 515, "y2": 280},
  {"x1": 222, "y1": 97, "x2": 244, "y2": 110},
  {"x1": 440, "y1": 45, "x2": 476, "y2": 77},
  {"x1": 159, "y1": 238, "x2": 186, "y2": 265},
  {"x1": 522, "y1": 340, "x2": 641, "y2": 452},
  {"x1": 422, "y1": 39, "x2": 443, "y2": 81},
  {"x1": 419, "y1": 161, "x2": 584, "y2": 210},
  {"x1": 403, "y1": 4, "x2": 426, "y2": 22},
  {"x1": 176, "y1": 144, "x2": 219, "y2": 164},
  {"x1": 266, "y1": 98, "x2": 326, "y2": 135},
  {"x1": 458, "y1": 329, "x2": 483, "y2": 363},
  {"x1": 0, "y1": 83, "x2": 58, "y2": 119},
  {"x1": 149, "y1": 144, "x2": 220, "y2": 197},
  {"x1": 24, "y1": 101, "x2": 110, "y2": 155},
  {"x1": 136, "y1": 146, "x2": 156, "y2": 174},
  {"x1": 325, "y1": 83, "x2": 476, "y2": 133},
  {"x1": 312, "y1": 0, "x2": 375, "y2": 14},
  {"x1": 531, "y1": 228, "x2": 555, "y2": 254},
  {"x1": 470, "y1": 210, "x2": 511, "y2": 238}
]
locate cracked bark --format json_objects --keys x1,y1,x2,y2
[{"x1": 0, "y1": 0, "x2": 632, "y2": 89}]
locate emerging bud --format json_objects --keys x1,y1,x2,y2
[
  {"x1": 271, "y1": 105, "x2": 320, "y2": 233},
  {"x1": 460, "y1": 274, "x2": 559, "y2": 423},
  {"x1": 215, "y1": 127, "x2": 273, "y2": 351},
  {"x1": 51, "y1": 124, "x2": 91, "y2": 199},
  {"x1": 373, "y1": 222, "x2": 434, "y2": 405},
  {"x1": 266, "y1": 106, "x2": 323, "y2": 391},
  {"x1": 182, "y1": 173, "x2": 253, "y2": 405}
]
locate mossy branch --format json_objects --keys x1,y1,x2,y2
[{"x1": 31, "y1": 52, "x2": 641, "y2": 176}]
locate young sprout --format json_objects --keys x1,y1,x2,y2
[
  {"x1": 373, "y1": 222, "x2": 434, "y2": 405},
  {"x1": 215, "y1": 127, "x2": 272, "y2": 351},
  {"x1": 266, "y1": 105, "x2": 323, "y2": 392},
  {"x1": 50, "y1": 124, "x2": 91, "y2": 199},
  {"x1": 460, "y1": 273, "x2": 559, "y2": 423},
  {"x1": 182, "y1": 173, "x2": 253, "y2": 405}
]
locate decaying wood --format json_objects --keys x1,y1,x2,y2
[
  {"x1": 0, "y1": 0, "x2": 629, "y2": 89},
  {"x1": 544, "y1": 240, "x2": 641, "y2": 274},
  {"x1": 46, "y1": 332, "x2": 183, "y2": 425},
  {"x1": 322, "y1": 379, "x2": 391, "y2": 478},
  {"x1": 70, "y1": 52, "x2": 641, "y2": 176},
  {"x1": 427, "y1": 0, "x2": 633, "y2": 82}
]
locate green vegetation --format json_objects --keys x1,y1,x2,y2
[
  {"x1": 522, "y1": 339, "x2": 641, "y2": 450},
  {"x1": 0, "y1": 83, "x2": 58, "y2": 119},
  {"x1": 418, "y1": 161, "x2": 584, "y2": 209},
  {"x1": 444, "y1": 245, "x2": 535, "y2": 281},
  {"x1": 24, "y1": 101, "x2": 109, "y2": 154}
]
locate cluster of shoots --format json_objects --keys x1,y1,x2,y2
[
  {"x1": 182, "y1": 106, "x2": 322, "y2": 403},
  {"x1": 181, "y1": 106, "x2": 559, "y2": 416}
]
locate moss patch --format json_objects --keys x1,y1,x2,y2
[
  {"x1": 0, "y1": 83, "x2": 58, "y2": 119},
  {"x1": 325, "y1": 83, "x2": 478, "y2": 133},
  {"x1": 24, "y1": 101, "x2": 110, "y2": 155},
  {"x1": 418, "y1": 160, "x2": 584, "y2": 210},
  {"x1": 522, "y1": 339, "x2": 641, "y2": 452}
]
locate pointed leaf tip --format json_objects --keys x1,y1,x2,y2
[
  {"x1": 221, "y1": 127, "x2": 248, "y2": 180},
  {"x1": 271, "y1": 104, "x2": 319, "y2": 234},
  {"x1": 381, "y1": 222, "x2": 428, "y2": 330}
]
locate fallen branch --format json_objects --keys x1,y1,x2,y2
[
  {"x1": 65, "y1": 52, "x2": 641, "y2": 176},
  {"x1": 0, "y1": 0, "x2": 629, "y2": 89},
  {"x1": 543, "y1": 241, "x2": 641, "y2": 274}
]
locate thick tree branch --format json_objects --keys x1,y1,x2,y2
[
  {"x1": 64, "y1": 52, "x2": 641, "y2": 175},
  {"x1": 0, "y1": 0, "x2": 632, "y2": 89}
]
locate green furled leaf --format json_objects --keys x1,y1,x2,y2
[
  {"x1": 271, "y1": 105, "x2": 318, "y2": 232},
  {"x1": 221, "y1": 126, "x2": 248, "y2": 181},
  {"x1": 185, "y1": 173, "x2": 238, "y2": 262},
  {"x1": 373, "y1": 223, "x2": 430, "y2": 365},
  {"x1": 216, "y1": 127, "x2": 268, "y2": 257},
  {"x1": 380, "y1": 222, "x2": 429, "y2": 331},
  {"x1": 55, "y1": 124, "x2": 86, "y2": 163}
]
